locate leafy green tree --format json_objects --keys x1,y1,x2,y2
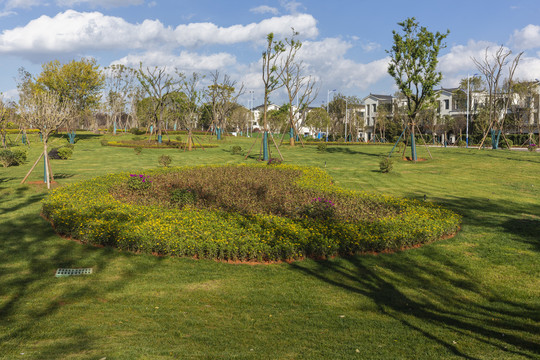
[
  {"x1": 305, "y1": 107, "x2": 330, "y2": 135},
  {"x1": 387, "y1": 17, "x2": 449, "y2": 160},
  {"x1": 34, "y1": 59, "x2": 105, "y2": 135}
]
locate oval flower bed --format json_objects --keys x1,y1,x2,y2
[{"x1": 41, "y1": 165, "x2": 461, "y2": 262}]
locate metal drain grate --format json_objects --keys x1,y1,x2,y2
[{"x1": 55, "y1": 268, "x2": 93, "y2": 277}]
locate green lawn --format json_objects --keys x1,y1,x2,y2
[{"x1": 1, "y1": 133, "x2": 539, "y2": 359}]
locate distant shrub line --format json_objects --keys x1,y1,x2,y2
[{"x1": 102, "y1": 140, "x2": 218, "y2": 149}]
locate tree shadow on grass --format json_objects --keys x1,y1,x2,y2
[
  {"x1": 0, "y1": 190, "x2": 163, "y2": 358},
  {"x1": 326, "y1": 147, "x2": 383, "y2": 157},
  {"x1": 290, "y1": 252, "x2": 539, "y2": 359}
]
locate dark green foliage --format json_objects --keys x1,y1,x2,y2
[
  {"x1": 231, "y1": 145, "x2": 242, "y2": 155},
  {"x1": 134, "y1": 146, "x2": 142, "y2": 155},
  {"x1": 501, "y1": 139, "x2": 513, "y2": 149},
  {"x1": 129, "y1": 127, "x2": 145, "y2": 135},
  {"x1": 0, "y1": 148, "x2": 27, "y2": 167},
  {"x1": 316, "y1": 143, "x2": 327, "y2": 152},
  {"x1": 175, "y1": 135, "x2": 182, "y2": 142},
  {"x1": 457, "y1": 140, "x2": 467, "y2": 148},
  {"x1": 170, "y1": 188, "x2": 198, "y2": 206},
  {"x1": 300, "y1": 197, "x2": 335, "y2": 220},
  {"x1": 100, "y1": 139, "x2": 109, "y2": 146},
  {"x1": 527, "y1": 143, "x2": 537, "y2": 152},
  {"x1": 379, "y1": 157, "x2": 393, "y2": 173},
  {"x1": 158, "y1": 154, "x2": 172, "y2": 167}
]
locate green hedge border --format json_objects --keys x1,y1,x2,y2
[
  {"x1": 41, "y1": 165, "x2": 461, "y2": 262},
  {"x1": 104, "y1": 140, "x2": 218, "y2": 149}
]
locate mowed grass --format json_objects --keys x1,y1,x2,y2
[{"x1": 0, "y1": 132, "x2": 539, "y2": 359}]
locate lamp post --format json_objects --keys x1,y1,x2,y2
[
  {"x1": 466, "y1": 73, "x2": 478, "y2": 148},
  {"x1": 248, "y1": 90, "x2": 254, "y2": 137},
  {"x1": 326, "y1": 89, "x2": 336, "y2": 142},
  {"x1": 345, "y1": 98, "x2": 348, "y2": 142}
]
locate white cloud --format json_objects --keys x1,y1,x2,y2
[
  {"x1": 4, "y1": 0, "x2": 44, "y2": 10},
  {"x1": 0, "y1": 10, "x2": 318, "y2": 57},
  {"x1": 361, "y1": 41, "x2": 380, "y2": 52},
  {"x1": 438, "y1": 40, "x2": 500, "y2": 75},
  {"x1": 511, "y1": 24, "x2": 540, "y2": 50},
  {"x1": 250, "y1": 5, "x2": 279, "y2": 15},
  {"x1": 280, "y1": 0, "x2": 303, "y2": 14},
  {"x1": 112, "y1": 50, "x2": 237, "y2": 71}
]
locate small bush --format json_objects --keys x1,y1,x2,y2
[
  {"x1": 170, "y1": 188, "x2": 198, "y2": 206},
  {"x1": 484, "y1": 137, "x2": 492, "y2": 148},
  {"x1": 64, "y1": 143, "x2": 75, "y2": 150},
  {"x1": 527, "y1": 144, "x2": 537, "y2": 152},
  {"x1": 0, "y1": 149, "x2": 16, "y2": 167},
  {"x1": 158, "y1": 154, "x2": 172, "y2": 167},
  {"x1": 501, "y1": 139, "x2": 513, "y2": 149},
  {"x1": 231, "y1": 145, "x2": 242, "y2": 155},
  {"x1": 457, "y1": 140, "x2": 466, "y2": 148},
  {"x1": 100, "y1": 139, "x2": 109, "y2": 146},
  {"x1": 416, "y1": 138, "x2": 425, "y2": 145},
  {"x1": 1, "y1": 149, "x2": 27, "y2": 167},
  {"x1": 175, "y1": 136, "x2": 182, "y2": 142},
  {"x1": 132, "y1": 136, "x2": 142, "y2": 141},
  {"x1": 267, "y1": 158, "x2": 282, "y2": 165},
  {"x1": 57, "y1": 147, "x2": 73, "y2": 160},
  {"x1": 48, "y1": 147, "x2": 73, "y2": 160},
  {"x1": 397, "y1": 141, "x2": 406, "y2": 152},
  {"x1": 316, "y1": 143, "x2": 327, "y2": 152},
  {"x1": 134, "y1": 146, "x2": 143, "y2": 155},
  {"x1": 379, "y1": 157, "x2": 393, "y2": 173}
]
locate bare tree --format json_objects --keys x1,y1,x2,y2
[
  {"x1": 205, "y1": 71, "x2": 244, "y2": 140},
  {"x1": 19, "y1": 91, "x2": 74, "y2": 189},
  {"x1": 136, "y1": 64, "x2": 183, "y2": 142},
  {"x1": 180, "y1": 72, "x2": 204, "y2": 151},
  {"x1": 472, "y1": 45, "x2": 523, "y2": 149},
  {"x1": 279, "y1": 30, "x2": 319, "y2": 146}
]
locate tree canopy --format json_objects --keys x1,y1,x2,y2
[{"x1": 387, "y1": 17, "x2": 449, "y2": 121}]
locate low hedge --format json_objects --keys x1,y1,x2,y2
[
  {"x1": 105, "y1": 140, "x2": 218, "y2": 149},
  {"x1": 41, "y1": 165, "x2": 461, "y2": 262}
]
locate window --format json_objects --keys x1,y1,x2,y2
[
  {"x1": 444, "y1": 99, "x2": 449, "y2": 110},
  {"x1": 373, "y1": 104, "x2": 377, "y2": 113}
]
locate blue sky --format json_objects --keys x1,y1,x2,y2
[{"x1": 1, "y1": 0, "x2": 540, "y2": 107}]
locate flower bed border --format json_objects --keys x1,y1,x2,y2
[{"x1": 41, "y1": 165, "x2": 461, "y2": 262}]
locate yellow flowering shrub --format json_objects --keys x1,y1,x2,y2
[{"x1": 41, "y1": 165, "x2": 461, "y2": 261}]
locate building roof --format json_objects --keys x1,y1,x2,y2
[{"x1": 363, "y1": 93, "x2": 393, "y2": 102}]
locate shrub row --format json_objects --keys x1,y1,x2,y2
[
  {"x1": 103, "y1": 140, "x2": 218, "y2": 149},
  {"x1": 41, "y1": 165, "x2": 461, "y2": 262}
]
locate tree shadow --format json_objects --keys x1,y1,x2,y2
[
  {"x1": 0, "y1": 190, "x2": 163, "y2": 358},
  {"x1": 326, "y1": 147, "x2": 382, "y2": 157},
  {"x1": 52, "y1": 173, "x2": 75, "y2": 180},
  {"x1": 289, "y1": 253, "x2": 539, "y2": 359}
]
